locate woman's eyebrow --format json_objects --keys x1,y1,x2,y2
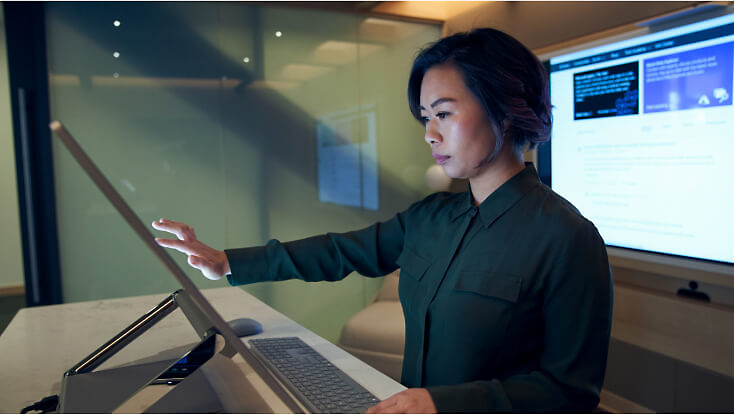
[{"x1": 419, "y1": 97, "x2": 456, "y2": 110}]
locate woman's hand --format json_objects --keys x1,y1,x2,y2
[
  {"x1": 366, "y1": 388, "x2": 437, "y2": 414},
  {"x1": 151, "y1": 218, "x2": 230, "y2": 281}
]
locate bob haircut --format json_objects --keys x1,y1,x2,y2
[{"x1": 408, "y1": 28, "x2": 551, "y2": 159}]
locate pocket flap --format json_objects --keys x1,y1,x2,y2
[
  {"x1": 454, "y1": 272, "x2": 522, "y2": 303},
  {"x1": 396, "y1": 248, "x2": 431, "y2": 281}
]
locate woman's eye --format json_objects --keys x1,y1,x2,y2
[{"x1": 421, "y1": 112, "x2": 448, "y2": 124}]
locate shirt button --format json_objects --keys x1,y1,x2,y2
[{"x1": 468, "y1": 207, "x2": 478, "y2": 217}]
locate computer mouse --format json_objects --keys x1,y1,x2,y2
[{"x1": 227, "y1": 318, "x2": 263, "y2": 337}]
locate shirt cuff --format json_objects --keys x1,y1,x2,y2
[{"x1": 224, "y1": 246, "x2": 270, "y2": 286}]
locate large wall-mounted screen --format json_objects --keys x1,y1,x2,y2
[{"x1": 549, "y1": 12, "x2": 734, "y2": 268}]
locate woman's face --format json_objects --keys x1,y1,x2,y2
[{"x1": 419, "y1": 62, "x2": 499, "y2": 180}]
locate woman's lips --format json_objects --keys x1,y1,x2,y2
[{"x1": 433, "y1": 154, "x2": 450, "y2": 164}]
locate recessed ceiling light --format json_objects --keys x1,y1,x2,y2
[
  {"x1": 243, "y1": 57, "x2": 250, "y2": 63},
  {"x1": 113, "y1": 51, "x2": 120, "y2": 58},
  {"x1": 113, "y1": 20, "x2": 121, "y2": 27},
  {"x1": 275, "y1": 31, "x2": 282, "y2": 37}
]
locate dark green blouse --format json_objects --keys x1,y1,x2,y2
[{"x1": 225, "y1": 164, "x2": 613, "y2": 413}]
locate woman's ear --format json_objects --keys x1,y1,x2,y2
[{"x1": 503, "y1": 119, "x2": 512, "y2": 137}]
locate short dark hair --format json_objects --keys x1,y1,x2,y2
[{"x1": 408, "y1": 28, "x2": 551, "y2": 157}]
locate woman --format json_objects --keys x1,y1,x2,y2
[{"x1": 153, "y1": 28, "x2": 612, "y2": 413}]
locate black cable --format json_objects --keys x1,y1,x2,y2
[{"x1": 20, "y1": 395, "x2": 58, "y2": 414}]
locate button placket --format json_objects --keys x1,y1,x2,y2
[{"x1": 413, "y1": 210, "x2": 477, "y2": 385}]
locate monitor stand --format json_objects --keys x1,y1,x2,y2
[{"x1": 58, "y1": 291, "x2": 275, "y2": 413}]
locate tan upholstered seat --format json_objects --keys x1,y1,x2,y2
[{"x1": 338, "y1": 271, "x2": 405, "y2": 382}]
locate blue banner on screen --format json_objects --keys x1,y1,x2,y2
[
  {"x1": 644, "y1": 42, "x2": 733, "y2": 113},
  {"x1": 574, "y1": 62, "x2": 639, "y2": 119},
  {"x1": 549, "y1": 12, "x2": 734, "y2": 267}
]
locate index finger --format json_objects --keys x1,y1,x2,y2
[
  {"x1": 152, "y1": 218, "x2": 189, "y2": 240},
  {"x1": 365, "y1": 398, "x2": 395, "y2": 414}
]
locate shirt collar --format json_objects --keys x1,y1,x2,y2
[{"x1": 450, "y1": 163, "x2": 541, "y2": 227}]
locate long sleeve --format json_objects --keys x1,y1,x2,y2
[
  {"x1": 224, "y1": 212, "x2": 408, "y2": 286},
  {"x1": 425, "y1": 221, "x2": 613, "y2": 413},
  {"x1": 223, "y1": 164, "x2": 614, "y2": 413}
]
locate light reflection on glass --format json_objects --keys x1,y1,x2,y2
[
  {"x1": 279, "y1": 64, "x2": 333, "y2": 82},
  {"x1": 310, "y1": 41, "x2": 383, "y2": 66},
  {"x1": 44, "y1": 2, "x2": 441, "y2": 311}
]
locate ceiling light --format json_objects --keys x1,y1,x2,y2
[
  {"x1": 113, "y1": 20, "x2": 121, "y2": 27},
  {"x1": 113, "y1": 51, "x2": 120, "y2": 58},
  {"x1": 243, "y1": 57, "x2": 250, "y2": 63},
  {"x1": 275, "y1": 31, "x2": 282, "y2": 37}
]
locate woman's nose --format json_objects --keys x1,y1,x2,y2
[{"x1": 424, "y1": 120, "x2": 442, "y2": 145}]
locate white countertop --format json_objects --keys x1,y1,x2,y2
[{"x1": 0, "y1": 286, "x2": 404, "y2": 413}]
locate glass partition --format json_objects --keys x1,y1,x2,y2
[{"x1": 45, "y1": 2, "x2": 439, "y2": 341}]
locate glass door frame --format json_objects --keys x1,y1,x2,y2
[{"x1": 4, "y1": 2, "x2": 62, "y2": 306}]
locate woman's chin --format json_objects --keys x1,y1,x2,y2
[{"x1": 440, "y1": 166, "x2": 464, "y2": 180}]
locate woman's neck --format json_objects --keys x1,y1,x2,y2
[{"x1": 469, "y1": 149, "x2": 526, "y2": 207}]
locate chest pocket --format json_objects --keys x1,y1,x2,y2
[
  {"x1": 454, "y1": 272, "x2": 522, "y2": 303},
  {"x1": 396, "y1": 248, "x2": 431, "y2": 282}
]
